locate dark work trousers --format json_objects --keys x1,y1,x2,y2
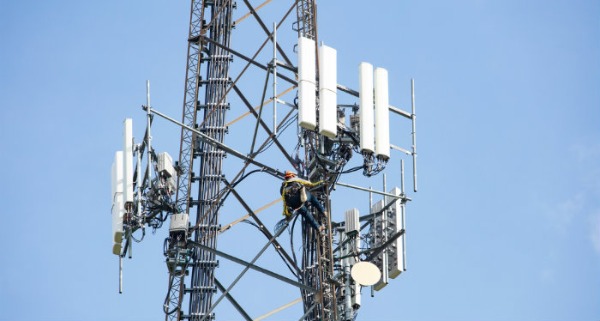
[{"x1": 296, "y1": 191, "x2": 325, "y2": 230}]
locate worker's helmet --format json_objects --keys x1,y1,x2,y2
[{"x1": 284, "y1": 171, "x2": 296, "y2": 179}]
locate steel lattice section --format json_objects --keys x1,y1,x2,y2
[
  {"x1": 187, "y1": 1, "x2": 234, "y2": 320},
  {"x1": 175, "y1": 0, "x2": 205, "y2": 214}
]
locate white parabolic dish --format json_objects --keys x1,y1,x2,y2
[{"x1": 350, "y1": 261, "x2": 381, "y2": 286}]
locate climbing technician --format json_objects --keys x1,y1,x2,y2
[{"x1": 280, "y1": 170, "x2": 328, "y2": 232}]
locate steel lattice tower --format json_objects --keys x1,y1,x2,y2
[{"x1": 115, "y1": 1, "x2": 417, "y2": 321}]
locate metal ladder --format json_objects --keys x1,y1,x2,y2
[{"x1": 317, "y1": 211, "x2": 337, "y2": 321}]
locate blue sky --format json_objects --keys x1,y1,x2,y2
[{"x1": 1, "y1": 0, "x2": 599, "y2": 320}]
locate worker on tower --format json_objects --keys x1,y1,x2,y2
[{"x1": 280, "y1": 171, "x2": 328, "y2": 232}]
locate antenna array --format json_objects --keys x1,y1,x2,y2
[{"x1": 111, "y1": 1, "x2": 419, "y2": 320}]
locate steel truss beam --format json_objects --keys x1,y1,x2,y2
[
  {"x1": 190, "y1": 241, "x2": 315, "y2": 293},
  {"x1": 214, "y1": 279, "x2": 253, "y2": 321}
]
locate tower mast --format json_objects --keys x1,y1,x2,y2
[
  {"x1": 114, "y1": 2, "x2": 418, "y2": 321},
  {"x1": 167, "y1": 1, "x2": 234, "y2": 320}
]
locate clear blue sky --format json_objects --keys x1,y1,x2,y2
[{"x1": 1, "y1": 0, "x2": 599, "y2": 320}]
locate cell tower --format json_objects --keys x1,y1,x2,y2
[{"x1": 110, "y1": 1, "x2": 418, "y2": 321}]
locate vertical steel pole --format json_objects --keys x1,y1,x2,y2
[
  {"x1": 344, "y1": 243, "x2": 352, "y2": 320},
  {"x1": 119, "y1": 255, "x2": 123, "y2": 294},
  {"x1": 400, "y1": 159, "x2": 405, "y2": 195},
  {"x1": 411, "y1": 79, "x2": 418, "y2": 192},
  {"x1": 273, "y1": 22, "x2": 278, "y2": 135},
  {"x1": 128, "y1": 230, "x2": 133, "y2": 259},
  {"x1": 381, "y1": 174, "x2": 388, "y2": 286},
  {"x1": 146, "y1": 80, "x2": 152, "y2": 176},
  {"x1": 401, "y1": 159, "x2": 407, "y2": 271},
  {"x1": 402, "y1": 195, "x2": 407, "y2": 272},
  {"x1": 369, "y1": 187, "x2": 374, "y2": 298},
  {"x1": 136, "y1": 146, "x2": 143, "y2": 224}
]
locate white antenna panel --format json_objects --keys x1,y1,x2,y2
[
  {"x1": 352, "y1": 274, "x2": 362, "y2": 308},
  {"x1": 319, "y1": 89, "x2": 337, "y2": 138},
  {"x1": 345, "y1": 208, "x2": 360, "y2": 234},
  {"x1": 111, "y1": 151, "x2": 124, "y2": 255},
  {"x1": 374, "y1": 67, "x2": 390, "y2": 159},
  {"x1": 111, "y1": 151, "x2": 124, "y2": 197},
  {"x1": 371, "y1": 199, "x2": 388, "y2": 291},
  {"x1": 342, "y1": 208, "x2": 363, "y2": 308},
  {"x1": 359, "y1": 62, "x2": 374, "y2": 153},
  {"x1": 298, "y1": 81, "x2": 316, "y2": 130},
  {"x1": 386, "y1": 187, "x2": 404, "y2": 279},
  {"x1": 123, "y1": 118, "x2": 134, "y2": 205},
  {"x1": 298, "y1": 37, "x2": 316, "y2": 82},
  {"x1": 298, "y1": 36, "x2": 317, "y2": 130},
  {"x1": 318, "y1": 44, "x2": 337, "y2": 138},
  {"x1": 158, "y1": 152, "x2": 175, "y2": 178}
]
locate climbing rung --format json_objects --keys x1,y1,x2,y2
[
  {"x1": 199, "y1": 126, "x2": 228, "y2": 132},
  {"x1": 189, "y1": 260, "x2": 219, "y2": 268},
  {"x1": 198, "y1": 77, "x2": 232, "y2": 87},
  {"x1": 189, "y1": 198, "x2": 223, "y2": 207},
  {"x1": 181, "y1": 312, "x2": 215, "y2": 320},
  {"x1": 201, "y1": 54, "x2": 233, "y2": 62},
  {"x1": 194, "y1": 149, "x2": 225, "y2": 157},
  {"x1": 197, "y1": 101, "x2": 230, "y2": 110},
  {"x1": 197, "y1": 224, "x2": 221, "y2": 231},
  {"x1": 191, "y1": 174, "x2": 224, "y2": 182},
  {"x1": 185, "y1": 285, "x2": 217, "y2": 293}
]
